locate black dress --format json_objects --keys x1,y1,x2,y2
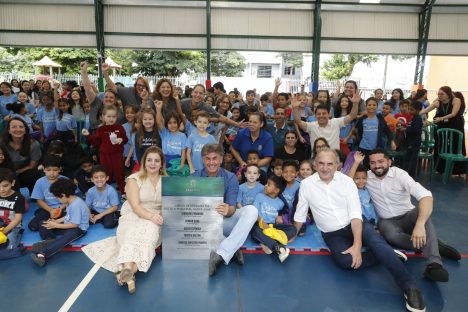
[
  {"x1": 434, "y1": 98, "x2": 466, "y2": 174},
  {"x1": 274, "y1": 146, "x2": 306, "y2": 163}
]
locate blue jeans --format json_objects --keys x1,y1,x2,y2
[
  {"x1": 38, "y1": 227, "x2": 86, "y2": 259},
  {"x1": 0, "y1": 227, "x2": 25, "y2": 260},
  {"x1": 251, "y1": 223, "x2": 296, "y2": 250},
  {"x1": 322, "y1": 221, "x2": 415, "y2": 291},
  {"x1": 216, "y1": 205, "x2": 258, "y2": 264}
]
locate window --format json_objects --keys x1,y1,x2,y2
[
  {"x1": 284, "y1": 66, "x2": 295, "y2": 75},
  {"x1": 257, "y1": 65, "x2": 272, "y2": 78}
]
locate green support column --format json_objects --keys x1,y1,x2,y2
[
  {"x1": 311, "y1": 0, "x2": 322, "y2": 93},
  {"x1": 94, "y1": 0, "x2": 105, "y2": 92},
  {"x1": 413, "y1": 0, "x2": 435, "y2": 88},
  {"x1": 206, "y1": 0, "x2": 212, "y2": 88}
]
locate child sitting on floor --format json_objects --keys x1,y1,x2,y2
[
  {"x1": 31, "y1": 178, "x2": 89, "y2": 266},
  {"x1": 347, "y1": 152, "x2": 378, "y2": 226},
  {"x1": 250, "y1": 175, "x2": 295, "y2": 262},
  {"x1": 28, "y1": 155, "x2": 69, "y2": 231},
  {"x1": 237, "y1": 164, "x2": 264, "y2": 208},
  {"x1": 86, "y1": 165, "x2": 120, "y2": 229},
  {"x1": 0, "y1": 168, "x2": 27, "y2": 259}
]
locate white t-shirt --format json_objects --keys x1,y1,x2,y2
[{"x1": 306, "y1": 117, "x2": 345, "y2": 150}]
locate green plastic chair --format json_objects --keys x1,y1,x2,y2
[
  {"x1": 435, "y1": 128, "x2": 468, "y2": 184},
  {"x1": 387, "y1": 150, "x2": 406, "y2": 167},
  {"x1": 416, "y1": 128, "x2": 434, "y2": 181}
]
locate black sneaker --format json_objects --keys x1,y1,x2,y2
[
  {"x1": 208, "y1": 251, "x2": 224, "y2": 276},
  {"x1": 31, "y1": 239, "x2": 55, "y2": 253},
  {"x1": 423, "y1": 262, "x2": 449, "y2": 282},
  {"x1": 232, "y1": 249, "x2": 244, "y2": 266},
  {"x1": 438, "y1": 240, "x2": 461, "y2": 260},
  {"x1": 31, "y1": 253, "x2": 46, "y2": 267},
  {"x1": 404, "y1": 287, "x2": 426, "y2": 312}
]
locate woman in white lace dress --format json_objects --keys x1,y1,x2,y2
[{"x1": 83, "y1": 146, "x2": 165, "y2": 293}]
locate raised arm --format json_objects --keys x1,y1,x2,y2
[
  {"x1": 53, "y1": 81, "x2": 60, "y2": 110},
  {"x1": 347, "y1": 151, "x2": 364, "y2": 178},
  {"x1": 344, "y1": 90, "x2": 361, "y2": 125},
  {"x1": 291, "y1": 95, "x2": 308, "y2": 132},
  {"x1": 272, "y1": 78, "x2": 281, "y2": 107},
  {"x1": 155, "y1": 100, "x2": 165, "y2": 131},
  {"x1": 80, "y1": 61, "x2": 97, "y2": 104},
  {"x1": 102, "y1": 63, "x2": 117, "y2": 93}
]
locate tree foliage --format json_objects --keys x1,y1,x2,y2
[
  {"x1": 1, "y1": 47, "x2": 246, "y2": 77},
  {"x1": 6, "y1": 48, "x2": 97, "y2": 75},
  {"x1": 279, "y1": 52, "x2": 304, "y2": 68},
  {"x1": 321, "y1": 54, "x2": 379, "y2": 80},
  {"x1": 210, "y1": 51, "x2": 245, "y2": 76}
]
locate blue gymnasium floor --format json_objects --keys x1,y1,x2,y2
[{"x1": 1, "y1": 173, "x2": 468, "y2": 312}]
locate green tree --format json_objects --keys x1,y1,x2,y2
[
  {"x1": 105, "y1": 49, "x2": 137, "y2": 76},
  {"x1": 321, "y1": 54, "x2": 379, "y2": 80},
  {"x1": 210, "y1": 51, "x2": 245, "y2": 76},
  {"x1": 279, "y1": 52, "x2": 304, "y2": 68},
  {"x1": 0, "y1": 48, "x2": 35, "y2": 73},
  {"x1": 6, "y1": 47, "x2": 97, "y2": 75},
  {"x1": 132, "y1": 51, "x2": 206, "y2": 76}
]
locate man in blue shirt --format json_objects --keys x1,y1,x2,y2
[{"x1": 193, "y1": 144, "x2": 258, "y2": 276}]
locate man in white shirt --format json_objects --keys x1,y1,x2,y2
[
  {"x1": 366, "y1": 149, "x2": 461, "y2": 283},
  {"x1": 292, "y1": 90, "x2": 359, "y2": 150},
  {"x1": 294, "y1": 149, "x2": 425, "y2": 312}
]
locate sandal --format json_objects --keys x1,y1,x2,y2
[
  {"x1": 114, "y1": 271, "x2": 124, "y2": 286},
  {"x1": 121, "y1": 268, "x2": 136, "y2": 294}
]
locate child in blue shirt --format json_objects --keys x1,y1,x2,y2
[
  {"x1": 250, "y1": 175, "x2": 295, "y2": 263},
  {"x1": 348, "y1": 152, "x2": 378, "y2": 226},
  {"x1": 36, "y1": 92, "x2": 57, "y2": 143},
  {"x1": 54, "y1": 84, "x2": 77, "y2": 145},
  {"x1": 28, "y1": 156, "x2": 68, "y2": 231},
  {"x1": 280, "y1": 160, "x2": 301, "y2": 225},
  {"x1": 156, "y1": 107, "x2": 187, "y2": 172},
  {"x1": 31, "y1": 178, "x2": 89, "y2": 266},
  {"x1": 237, "y1": 164, "x2": 264, "y2": 208},
  {"x1": 86, "y1": 165, "x2": 119, "y2": 229},
  {"x1": 186, "y1": 111, "x2": 216, "y2": 174}
]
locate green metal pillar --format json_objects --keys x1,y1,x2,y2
[
  {"x1": 94, "y1": 0, "x2": 105, "y2": 92},
  {"x1": 206, "y1": 0, "x2": 212, "y2": 88},
  {"x1": 311, "y1": 0, "x2": 322, "y2": 93},
  {"x1": 413, "y1": 0, "x2": 435, "y2": 88}
]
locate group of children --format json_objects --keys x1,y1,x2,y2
[
  {"x1": 0, "y1": 77, "x2": 427, "y2": 267},
  {"x1": 0, "y1": 154, "x2": 121, "y2": 266}
]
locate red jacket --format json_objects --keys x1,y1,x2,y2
[{"x1": 86, "y1": 124, "x2": 128, "y2": 154}]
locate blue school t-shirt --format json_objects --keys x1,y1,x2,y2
[
  {"x1": 186, "y1": 131, "x2": 216, "y2": 172},
  {"x1": 282, "y1": 181, "x2": 300, "y2": 211},
  {"x1": 122, "y1": 122, "x2": 133, "y2": 157},
  {"x1": 237, "y1": 182, "x2": 264, "y2": 207},
  {"x1": 0, "y1": 94, "x2": 18, "y2": 117},
  {"x1": 160, "y1": 128, "x2": 187, "y2": 156},
  {"x1": 65, "y1": 196, "x2": 89, "y2": 231},
  {"x1": 253, "y1": 192, "x2": 284, "y2": 224},
  {"x1": 37, "y1": 107, "x2": 57, "y2": 137},
  {"x1": 264, "y1": 103, "x2": 275, "y2": 116},
  {"x1": 359, "y1": 117, "x2": 378, "y2": 150},
  {"x1": 85, "y1": 184, "x2": 120, "y2": 214},
  {"x1": 306, "y1": 115, "x2": 317, "y2": 122},
  {"x1": 56, "y1": 113, "x2": 77, "y2": 131},
  {"x1": 339, "y1": 120, "x2": 355, "y2": 143},
  {"x1": 31, "y1": 175, "x2": 68, "y2": 208},
  {"x1": 358, "y1": 188, "x2": 378, "y2": 223}
]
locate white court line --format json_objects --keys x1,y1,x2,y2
[{"x1": 58, "y1": 263, "x2": 101, "y2": 312}]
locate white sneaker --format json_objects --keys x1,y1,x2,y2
[
  {"x1": 394, "y1": 249, "x2": 408, "y2": 262},
  {"x1": 260, "y1": 244, "x2": 272, "y2": 255},
  {"x1": 277, "y1": 247, "x2": 290, "y2": 263}
]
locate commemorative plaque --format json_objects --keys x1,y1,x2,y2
[{"x1": 162, "y1": 177, "x2": 224, "y2": 260}]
